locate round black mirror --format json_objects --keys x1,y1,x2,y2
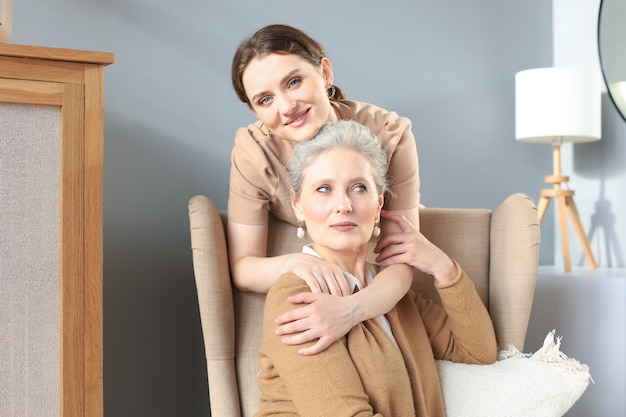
[{"x1": 598, "y1": 0, "x2": 626, "y2": 122}]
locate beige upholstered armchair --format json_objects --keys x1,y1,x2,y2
[{"x1": 188, "y1": 193, "x2": 541, "y2": 417}]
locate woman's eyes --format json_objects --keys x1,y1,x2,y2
[
  {"x1": 316, "y1": 186, "x2": 331, "y2": 193},
  {"x1": 315, "y1": 184, "x2": 368, "y2": 193},
  {"x1": 256, "y1": 78, "x2": 301, "y2": 106},
  {"x1": 287, "y1": 77, "x2": 301, "y2": 88},
  {"x1": 258, "y1": 96, "x2": 272, "y2": 106}
]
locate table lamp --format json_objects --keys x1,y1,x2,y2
[{"x1": 515, "y1": 67, "x2": 602, "y2": 272}]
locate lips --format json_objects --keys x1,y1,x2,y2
[
  {"x1": 330, "y1": 221, "x2": 357, "y2": 232},
  {"x1": 284, "y1": 108, "x2": 310, "y2": 127}
]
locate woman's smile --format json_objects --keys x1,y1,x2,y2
[{"x1": 285, "y1": 108, "x2": 310, "y2": 127}]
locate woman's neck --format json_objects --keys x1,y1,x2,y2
[{"x1": 311, "y1": 244, "x2": 368, "y2": 286}]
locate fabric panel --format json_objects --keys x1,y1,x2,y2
[
  {"x1": 413, "y1": 208, "x2": 491, "y2": 307},
  {"x1": 489, "y1": 193, "x2": 540, "y2": 351},
  {"x1": 1, "y1": 103, "x2": 61, "y2": 417},
  {"x1": 188, "y1": 196, "x2": 241, "y2": 416}
]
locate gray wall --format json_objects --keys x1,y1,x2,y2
[{"x1": 10, "y1": 1, "x2": 553, "y2": 416}]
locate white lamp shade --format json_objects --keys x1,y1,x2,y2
[{"x1": 515, "y1": 67, "x2": 602, "y2": 143}]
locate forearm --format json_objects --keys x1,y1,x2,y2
[
  {"x1": 350, "y1": 263, "x2": 413, "y2": 324},
  {"x1": 231, "y1": 253, "x2": 298, "y2": 293},
  {"x1": 434, "y1": 263, "x2": 497, "y2": 364}
]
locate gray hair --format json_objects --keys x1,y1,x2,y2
[{"x1": 288, "y1": 120, "x2": 390, "y2": 198}]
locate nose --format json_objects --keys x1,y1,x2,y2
[
  {"x1": 335, "y1": 192, "x2": 352, "y2": 213},
  {"x1": 278, "y1": 93, "x2": 297, "y2": 115}
]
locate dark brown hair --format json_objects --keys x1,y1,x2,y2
[{"x1": 231, "y1": 24, "x2": 346, "y2": 106}]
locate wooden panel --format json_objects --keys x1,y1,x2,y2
[
  {"x1": 0, "y1": 55, "x2": 87, "y2": 85},
  {"x1": 0, "y1": 44, "x2": 112, "y2": 417},
  {"x1": 0, "y1": 43, "x2": 114, "y2": 65},
  {"x1": 0, "y1": 78, "x2": 64, "y2": 105},
  {"x1": 59, "y1": 82, "x2": 86, "y2": 417},
  {"x1": 82, "y1": 63, "x2": 105, "y2": 417}
]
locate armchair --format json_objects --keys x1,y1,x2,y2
[{"x1": 188, "y1": 193, "x2": 545, "y2": 417}]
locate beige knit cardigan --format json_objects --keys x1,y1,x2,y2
[{"x1": 256, "y1": 262, "x2": 498, "y2": 417}]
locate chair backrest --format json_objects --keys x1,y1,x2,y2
[{"x1": 188, "y1": 193, "x2": 540, "y2": 417}]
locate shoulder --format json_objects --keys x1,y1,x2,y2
[
  {"x1": 230, "y1": 124, "x2": 267, "y2": 172},
  {"x1": 265, "y1": 272, "x2": 310, "y2": 314},
  {"x1": 332, "y1": 99, "x2": 412, "y2": 137},
  {"x1": 231, "y1": 122, "x2": 286, "y2": 164},
  {"x1": 233, "y1": 122, "x2": 266, "y2": 147},
  {"x1": 267, "y1": 272, "x2": 310, "y2": 299}
]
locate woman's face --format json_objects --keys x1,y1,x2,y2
[
  {"x1": 292, "y1": 148, "x2": 383, "y2": 258},
  {"x1": 242, "y1": 53, "x2": 334, "y2": 142}
]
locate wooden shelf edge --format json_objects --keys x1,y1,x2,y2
[{"x1": 0, "y1": 43, "x2": 114, "y2": 65}]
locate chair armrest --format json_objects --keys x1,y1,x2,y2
[
  {"x1": 188, "y1": 195, "x2": 242, "y2": 417},
  {"x1": 489, "y1": 193, "x2": 541, "y2": 351}
]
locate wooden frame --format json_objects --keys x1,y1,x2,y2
[{"x1": 0, "y1": 44, "x2": 114, "y2": 417}]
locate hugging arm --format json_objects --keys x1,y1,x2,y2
[
  {"x1": 258, "y1": 273, "x2": 382, "y2": 417},
  {"x1": 228, "y1": 220, "x2": 350, "y2": 295}
]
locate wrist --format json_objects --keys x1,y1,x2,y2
[
  {"x1": 433, "y1": 257, "x2": 458, "y2": 286},
  {"x1": 346, "y1": 292, "x2": 368, "y2": 325}
]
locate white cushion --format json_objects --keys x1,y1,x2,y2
[{"x1": 437, "y1": 330, "x2": 592, "y2": 417}]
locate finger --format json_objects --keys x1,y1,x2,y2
[
  {"x1": 297, "y1": 337, "x2": 333, "y2": 356},
  {"x1": 303, "y1": 275, "x2": 323, "y2": 294},
  {"x1": 286, "y1": 292, "x2": 322, "y2": 305},
  {"x1": 381, "y1": 210, "x2": 415, "y2": 233},
  {"x1": 373, "y1": 233, "x2": 403, "y2": 253},
  {"x1": 324, "y1": 275, "x2": 343, "y2": 297},
  {"x1": 280, "y1": 329, "x2": 317, "y2": 346},
  {"x1": 274, "y1": 305, "x2": 311, "y2": 325},
  {"x1": 313, "y1": 272, "x2": 329, "y2": 294},
  {"x1": 376, "y1": 252, "x2": 412, "y2": 267},
  {"x1": 375, "y1": 238, "x2": 408, "y2": 258},
  {"x1": 338, "y1": 274, "x2": 351, "y2": 297},
  {"x1": 328, "y1": 271, "x2": 351, "y2": 297},
  {"x1": 275, "y1": 319, "x2": 310, "y2": 337}
]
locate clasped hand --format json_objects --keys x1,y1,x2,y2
[
  {"x1": 274, "y1": 291, "x2": 360, "y2": 355},
  {"x1": 374, "y1": 210, "x2": 457, "y2": 285}
]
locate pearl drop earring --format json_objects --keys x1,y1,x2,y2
[
  {"x1": 296, "y1": 220, "x2": 306, "y2": 239},
  {"x1": 372, "y1": 222, "x2": 381, "y2": 238}
]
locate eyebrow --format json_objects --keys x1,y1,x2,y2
[
  {"x1": 309, "y1": 176, "x2": 371, "y2": 188},
  {"x1": 250, "y1": 68, "x2": 300, "y2": 103}
]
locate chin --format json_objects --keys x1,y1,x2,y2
[
  {"x1": 329, "y1": 239, "x2": 368, "y2": 253},
  {"x1": 296, "y1": 126, "x2": 323, "y2": 142}
]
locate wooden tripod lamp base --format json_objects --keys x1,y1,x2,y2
[
  {"x1": 515, "y1": 66, "x2": 602, "y2": 272},
  {"x1": 536, "y1": 144, "x2": 597, "y2": 272}
]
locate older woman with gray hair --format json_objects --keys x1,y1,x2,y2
[{"x1": 256, "y1": 120, "x2": 497, "y2": 417}]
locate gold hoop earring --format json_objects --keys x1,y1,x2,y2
[
  {"x1": 258, "y1": 122, "x2": 273, "y2": 137},
  {"x1": 326, "y1": 85, "x2": 337, "y2": 100},
  {"x1": 296, "y1": 220, "x2": 306, "y2": 239}
]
